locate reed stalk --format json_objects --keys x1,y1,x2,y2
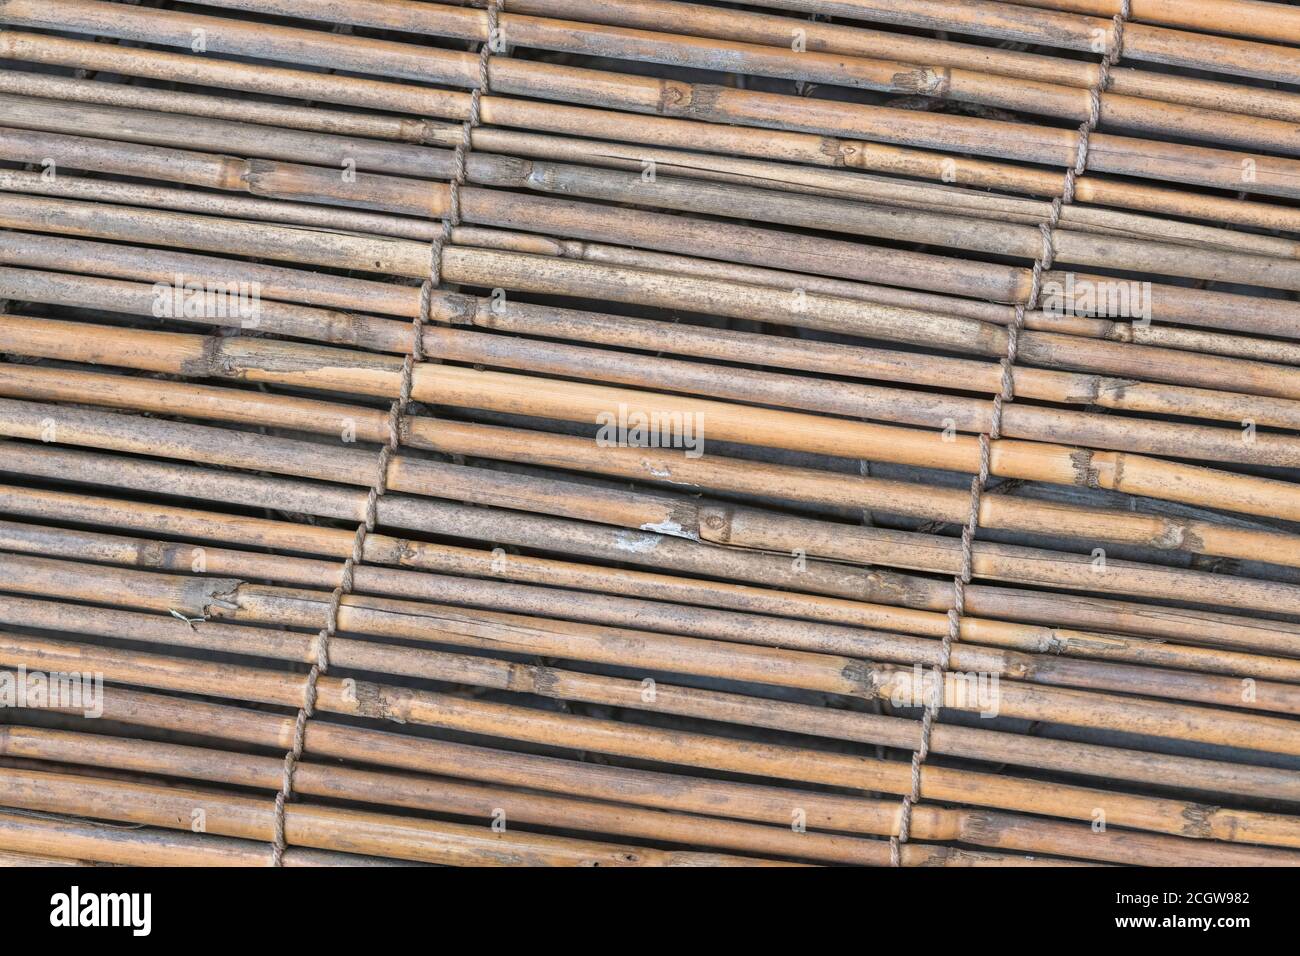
[
  {"x1": 37, "y1": 684, "x2": 1300, "y2": 866},
  {"x1": 2, "y1": 360, "x2": 1292, "y2": 574},
  {"x1": 8, "y1": 64, "x2": 1300, "y2": 235},
  {"x1": 0, "y1": 765, "x2": 776, "y2": 866},
  {"x1": 733, "y1": 0, "x2": 1300, "y2": 82},
  {"x1": 173, "y1": 0, "x2": 1300, "y2": 156},
  {"x1": 4, "y1": 8, "x2": 1300, "y2": 198},
  {"x1": 4, "y1": 437, "x2": 1293, "y2": 659},
  {"x1": 4, "y1": 636, "x2": 1298, "y2": 848},
  {"x1": 6, "y1": 314, "x2": 1299, "y2": 530},
  {"x1": 1, "y1": 726, "x2": 1051, "y2": 867}
]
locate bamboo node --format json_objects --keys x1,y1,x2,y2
[
  {"x1": 264, "y1": 1, "x2": 511, "y2": 865},
  {"x1": 890, "y1": 0, "x2": 1132, "y2": 869}
]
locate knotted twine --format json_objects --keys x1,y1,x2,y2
[
  {"x1": 888, "y1": 0, "x2": 1131, "y2": 867},
  {"x1": 268, "y1": 0, "x2": 507, "y2": 865}
]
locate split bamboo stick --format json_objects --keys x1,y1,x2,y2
[
  {"x1": 0, "y1": 727, "x2": 1051, "y2": 867},
  {"x1": 466, "y1": 0, "x2": 1300, "y2": 119},
  {"x1": 7, "y1": 64, "x2": 1300, "y2": 236},
  {"x1": 0, "y1": 766, "x2": 779, "y2": 866},
  {"x1": 4, "y1": 438, "x2": 1293, "y2": 660},
  {"x1": 6, "y1": 314, "x2": 1298, "y2": 530},
  {"x1": 3, "y1": 360, "x2": 1292, "y2": 575},
  {"x1": 4, "y1": 7, "x2": 1300, "y2": 199},
  {"x1": 4, "y1": 638, "x2": 1298, "y2": 849},
  {"x1": 33, "y1": 682, "x2": 1300, "y2": 866},
  {"x1": 179, "y1": 0, "x2": 1300, "y2": 156},
  {"x1": 731, "y1": 0, "x2": 1300, "y2": 82}
]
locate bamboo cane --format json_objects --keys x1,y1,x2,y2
[
  {"x1": 0, "y1": 726, "x2": 1049, "y2": 867},
  {"x1": 4, "y1": 637, "x2": 1298, "y2": 848},
  {"x1": 0, "y1": 30, "x2": 1288, "y2": 244},
  {"x1": 7, "y1": 271, "x2": 1299, "y2": 474},
  {"x1": 3, "y1": 360, "x2": 1292, "y2": 575},
  {"x1": 6, "y1": 314, "x2": 1298, "y2": 528},
  {"x1": 5, "y1": 454, "x2": 1299, "y2": 677},
  {"x1": 0, "y1": 437, "x2": 1291, "y2": 666},
  {"x1": 4, "y1": 437, "x2": 1292, "y2": 659},
  {"x1": 468, "y1": 0, "x2": 1300, "y2": 120},
  {"x1": 12, "y1": 580, "x2": 1296, "y2": 805},
  {"x1": 6, "y1": 388, "x2": 1300, "y2": 615},
  {"x1": 65, "y1": 686, "x2": 1300, "y2": 863},
  {"x1": 522, "y1": 238, "x2": 1300, "y2": 360},
  {"x1": 4, "y1": 5, "x2": 1300, "y2": 198},
  {"x1": 175, "y1": 0, "x2": 1300, "y2": 156},
  {"x1": 12, "y1": 550, "x2": 1300, "y2": 750},
  {"x1": 6, "y1": 0, "x2": 1300, "y2": 869},
  {"x1": 8, "y1": 117, "x2": 1300, "y2": 298},
  {"x1": 13, "y1": 100, "x2": 1300, "y2": 262},
  {"x1": 731, "y1": 0, "x2": 1300, "y2": 82},
  {"x1": 0, "y1": 765, "x2": 780, "y2": 866},
  {"x1": 0, "y1": 69, "x2": 455, "y2": 143},
  {"x1": 8, "y1": 63, "x2": 1300, "y2": 236},
  {"x1": 47, "y1": 682, "x2": 1300, "y2": 865},
  {"x1": 7, "y1": 508, "x2": 1299, "y2": 694},
  {"x1": 5, "y1": 515, "x2": 1300, "y2": 721},
  {"x1": 997, "y1": 0, "x2": 1300, "y2": 45},
  {"x1": 9, "y1": 188, "x2": 1300, "y2": 377},
  {"x1": 10, "y1": 221, "x2": 1300, "y2": 367},
  {"x1": 0, "y1": 809, "x2": 413, "y2": 867},
  {"x1": 8, "y1": 212, "x2": 1299, "y2": 382}
]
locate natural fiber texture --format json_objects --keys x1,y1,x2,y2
[
  {"x1": 269, "y1": 0, "x2": 507, "y2": 866},
  {"x1": 2, "y1": 0, "x2": 1300, "y2": 868},
  {"x1": 891, "y1": 0, "x2": 1134, "y2": 867}
]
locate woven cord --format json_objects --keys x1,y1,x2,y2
[
  {"x1": 887, "y1": 0, "x2": 1130, "y2": 868},
  {"x1": 268, "y1": 0, "x2": 506, "y2": 866}
]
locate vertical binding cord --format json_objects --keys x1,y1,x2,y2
[
  {"x1": 268, "y1": 0, "x2": 507, "y2": 866},
  {"x1": 887, "y1": 0, "x2": 1130, "y2": 868}
]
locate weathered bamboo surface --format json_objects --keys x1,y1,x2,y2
[{"x1": 1, "y1": 0, "x2": 1300, "y2": 868}]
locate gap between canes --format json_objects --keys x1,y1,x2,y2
[{"x1": 887, "y1": 0, "x2": 1132, "y2": 868}]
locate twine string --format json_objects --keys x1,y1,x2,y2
[
  {"x1": 268, "y1": 0, "x2": 506, "y2": 866},
  {"x1": 887, "y1": 0, "x2": 1130, "y2": 868}
]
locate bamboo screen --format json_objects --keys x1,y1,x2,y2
[{"x1": 1, "y1": 0, "x2": 1300, "y2": 867}]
